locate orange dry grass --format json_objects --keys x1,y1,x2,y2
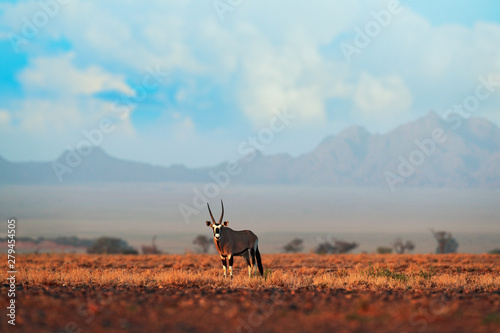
[{"x1": 3, "y1": 253, "x2": 499, "y2": 292}]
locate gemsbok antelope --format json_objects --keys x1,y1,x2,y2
[{"x1": 206, "y1": 200, "x2": 263, "y2": 279}]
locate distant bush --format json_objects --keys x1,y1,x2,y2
[
  {"x1": 376, "y1": 246, "x2": 393, "y2": 254},
  {"x1": 315, "y1": 240, "x2": 358, "y2": 254},
  {"x1": 488, "y1": 249, "x2": 500, "y2": 254},
  {"x1": 87, "y1": 237, "x2": 138, "y2": 254},
  {"x1": 283, "y1": 238, "x2": 304, "y2": 253}
]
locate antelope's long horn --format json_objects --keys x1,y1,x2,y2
[
  {"x1": 219, "y1": 199, "x2": 224, "y2": 224},
  {"x1": 207, "y1": 203, "x2": 216, "y2": 224}
]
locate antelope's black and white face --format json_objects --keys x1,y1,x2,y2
[
  {"x1": 206, "y1": 200, "x2": 228, "y2": 240},
  {"x1": 206, "y1": 221, "x2": 229, "y2": 240}
]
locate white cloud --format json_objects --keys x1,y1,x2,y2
[
  {"x1": 0, "y1": 110, "x2": 10, "y2": 126},
  {"x1": 236, "y1": 29, "x2": 350, "y2": 128},
  {"x1": 170, "y1": 112, "x2": 195, "y2": 137},
  {"x1": 2, "y1": 0, "x2": 500, "y2": 164},
  {"x1": 19, "y1": 53, "x2": 133, "y2": 96},
  {"x1": 14, "y1": 98, "x2": 81, "y2": 133},
  {"x1": 0, "y1": 51, "x2": 137, "y2": 161},
  {"x1": 8, "y1": 97, "x2": 129, "y2": 135},
  {"x1": 57, "y1": 1, "x2": 208, "y2": 75},
  {"x1": 10, "y1": 52, "x2": 135, "y2": 136},
  {"x1": 354, "y1": 72, "x2": 412, "y2": 116}
]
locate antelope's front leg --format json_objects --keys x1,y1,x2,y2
[
  {"x1": 228, "y1": 254, "x2": 233, "y2": 279},
  {"x1": 221, "y1": 256, "x2": 227, "y2": 278}
]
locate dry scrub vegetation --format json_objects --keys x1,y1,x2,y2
[
  {"x1": 5, "y1": 253, "x2": 499, "y2": 292},
  {"x1": 2, "y1": 253, "x2": 500, "y2": 333}
]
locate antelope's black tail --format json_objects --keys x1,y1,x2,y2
[{"x1": 256, "y1": 246, "x2": 264, "y2": 276}]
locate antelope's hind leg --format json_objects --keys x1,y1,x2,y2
[
  {"x1": 243, "y1": 250, "x2": 252, "y2": 277},
  {"x1": 250, "y1": 248, "x2": 258, "y2": 275}
]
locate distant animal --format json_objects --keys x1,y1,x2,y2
[{"x1": 205, "y1": 200, "x2": 263, "y2": 279}]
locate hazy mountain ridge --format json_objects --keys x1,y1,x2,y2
[{"x1": 1, "y1": 112, "x2": 499, "y2": 188}]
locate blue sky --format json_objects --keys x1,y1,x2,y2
[{"x1": 1, "y1": 0, "x2": 499, "y2": 167}]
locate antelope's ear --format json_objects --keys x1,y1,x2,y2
[
  {"x1": 206, "y1": 221, "x2": 212, "y2": 227},
  {"x1": 223, "y1": 221, "x2": 229, "y2": 227}
]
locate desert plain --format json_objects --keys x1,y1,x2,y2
[{"x1": 1, "y1": 253, "x2": 499, "y2": 333}]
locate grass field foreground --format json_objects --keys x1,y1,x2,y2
[
  {"x1": 1, "y1": 253, "x2": 499, "y2": 333},
  {"x1": 6, "y1": 253, "x2": 499, "y2": 291}
]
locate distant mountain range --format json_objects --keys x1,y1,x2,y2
[{"x1": 1, "y1": 112, "x2": 499, "y2": 188}]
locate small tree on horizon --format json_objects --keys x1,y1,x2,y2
[
  {"x1": 393, "y1": 238, "x2": 415, "y2": 254},
  {"x1": 193, "y1": 235, "x2": 213, "y2": 254},
  {"x1": 141, "y1": 235, "x2": 162, "y2": 254},
  {"x1": 431, "y1": 229, "x2": 458, "y2": 254}
]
